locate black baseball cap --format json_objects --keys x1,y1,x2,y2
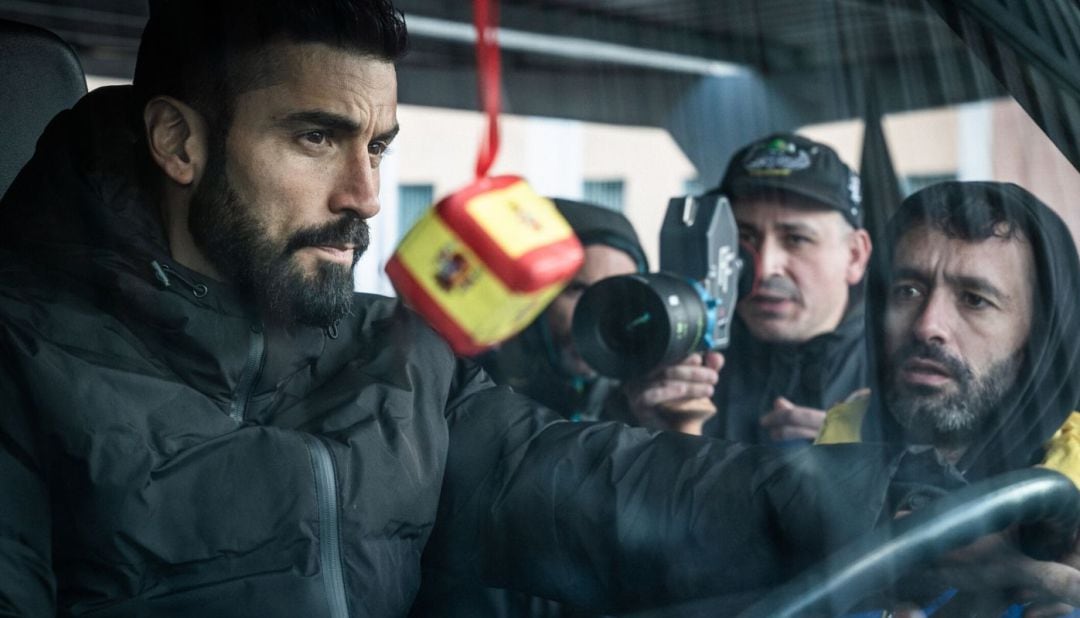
[{"x1": 718, "y1": 133, "x2": 863, "y2": 228}]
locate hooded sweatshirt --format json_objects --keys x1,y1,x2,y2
[{"x1": 855, "y1": 182, "x2": 1080, "y2": 481}]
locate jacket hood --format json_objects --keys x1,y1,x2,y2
[
  {"x1": 862, "y1": 181, "x2": 1080, "y2": 480},
  {"x1": 0, "y1": 85, "x2": 171, "y2": 266},
  {"x1": 0, "y1": 85, "x2": 267, "y2": 321},
  {"x1": 550, "y1": 197, "x2": 648, "y2": 272}
]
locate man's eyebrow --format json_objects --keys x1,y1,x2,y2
[
  {"x1": 375, "y1": 124, "x2": 400, "y2": 143},
  {"x1": 775, "y1": 221, "x2": 819, "y2": 236},
  {"x1": 945, "y1": 273, "x2": 1009, "y2": 302},
  {"x1": 892, "y1": 266, "x2": 1010, "y2": 302},
  {"x1": 891, "y1": 266, "x2": 930, "y2": 284},
  {"x1": 735, "y1": 219, "x2": 759, "y2": 231},
  {"x1": 278, "y1": 111, "x2": 361, "y2": 133}
]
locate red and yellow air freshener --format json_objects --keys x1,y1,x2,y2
[
  {"x1": 386, "y1": 1, "x2": 582, "y2": 355},
  {"x1": 386, "y1": 175, "x2": 583, "y2": 356}
]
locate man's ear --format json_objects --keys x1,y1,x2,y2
[
  {"x1": 143, "y1": 96, "x2": 208, "y2": 187},
  {"x1": 846, "y1": 227, "x2": 873, "y2": 286}
]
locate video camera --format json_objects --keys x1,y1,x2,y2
[{"x1": 571, "y1": 193, "x2": 755, "y2": 380}]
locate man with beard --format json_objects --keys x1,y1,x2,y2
[
  {"x1": 682, "y1": 133, "x2": 874, "y2": 443},
  {"x1": 816, "y1": 180, "x2": 1080, "y2": 615},
  {"x1": 1, "y1": 2, "x2": 1078, "y2": 617},
  {"x1": 818, "y1": 180, "x2": 1080, "y2": 475}
]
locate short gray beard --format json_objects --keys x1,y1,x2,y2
[{"x1": 886, "y1": 347, "x2": 1024, "y2": 450}]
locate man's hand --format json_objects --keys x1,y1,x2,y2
[
  {"x1": 759, "y1": 396, "x2": 826, "y2": 442},
  {"x1": 891, "y1": 528, "x2": 1080, "y2": 617},
  {"x1": 622, "y1": 352, "x2": 723, "y2": 435}
]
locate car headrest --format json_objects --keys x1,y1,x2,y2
[{"x1": 0, "y1": 18, "x2": 87, "y2": 200}]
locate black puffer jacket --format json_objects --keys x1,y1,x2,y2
[{"x1": 0, "y1": 87, "x2": 954, "y2": 617}]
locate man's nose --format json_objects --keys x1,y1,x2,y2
[
  {"x1": 328, "y1": 147, "x2": 381, "y2": 219},
  {"x1": 911, "y1": 290, "x2": 951, "y2": 346},
  {"x1": 757, "y1": 237, "x2": 788, "y2": 279}
]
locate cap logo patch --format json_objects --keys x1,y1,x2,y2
[
  {"x1": 847, "y1": 172, "x2": 862, "y2": 206},
  {"x1": 742, "y1": 138, "x2": 812, "y2": 177}
]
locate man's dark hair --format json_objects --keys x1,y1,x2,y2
[
  {"x1": 886, "y1": 181, "x2": 1030, "y2": 249},
  {"x1": 133, "y1": 0, "x2": 408, "y2": 128}
]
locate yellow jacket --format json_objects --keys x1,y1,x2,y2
[{"x1": 816, "y1": 393, "x2": 1080, "y2": 488}]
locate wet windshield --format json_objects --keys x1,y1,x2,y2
[{"x1": 2, "y1": 0, "x2": 1080, "y2": 616}]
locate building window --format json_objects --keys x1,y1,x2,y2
[
  {"x1": 583, "y1": 179, "x2": 625, "y2": 212},
  {"x1": 901, "y1": 173, "x2": 956, "y2": 197},
  {"x1": 398, "y1": 184, "x2": 435, "y2": 240}
]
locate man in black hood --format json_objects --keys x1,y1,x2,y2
[
  {"x1": 819, "y1": 181, "x2": 1080, "y2": 480},
  {"x1": 815, "y1": 180, "x2": 1080, "y2": 613}
]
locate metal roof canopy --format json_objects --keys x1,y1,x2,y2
[{"x1": 0, "y1": 0, "x2": 1077, "y2": 184}]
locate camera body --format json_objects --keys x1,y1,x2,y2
[
  {"x1": 571, "y1": 193, "x2": 752, "y2": 380},
  {"x1": 660, "y1": 194, "x2": 743, "y2": 350}
]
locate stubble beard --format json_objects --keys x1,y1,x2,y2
[
  {"x1": 885, "y1": 341, "x2": 1024, "y2": 450},
  {"x1": 187, "y1": 139, "x2": 368, "y2": 328}
]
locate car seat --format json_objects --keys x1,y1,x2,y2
[{"x1": 0, "y1": 18, "x2": 87, "y2": 199}]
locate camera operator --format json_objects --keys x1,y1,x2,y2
[
  {"x1": 693, "y1": 133, "x2": 873, "y2": 443},
  {"x1": 481, "y1": 198, "x2": 721, "y2": 435}
]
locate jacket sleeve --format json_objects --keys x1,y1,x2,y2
[
  {"x1": 424, "y1": 359, "x2": 912, "y2": 613},
  {"x1": 0, "y1": 330, "x2": 56, "y2": 616}
]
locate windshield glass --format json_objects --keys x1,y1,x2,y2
[{"x1": 2, "y1": 0, "x2": 1080, "y2": 615}]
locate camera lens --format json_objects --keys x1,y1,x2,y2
[{"x1": 572, "y1": 273, "x2": 708, "y2": 380}]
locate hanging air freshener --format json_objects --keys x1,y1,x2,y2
[{"x1": 385, "y1": 0, "x2": 583, "y2": 355}]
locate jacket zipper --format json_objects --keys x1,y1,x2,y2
[
  {"x1": 150, "y1": 260, "x2": 209, "y2": 298},
  {"x1": 150, "y1": 260, "x2": 265, "y2": 423},
  {"x1": 301, "y1": 434, "x2": 350, "y2": 618},
  {"x1": 152, "y1": 259, "x2": 346, "y2": 612},
  {"x1": 227, "y1": 323, "x2": 265, "y2": 422}
]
